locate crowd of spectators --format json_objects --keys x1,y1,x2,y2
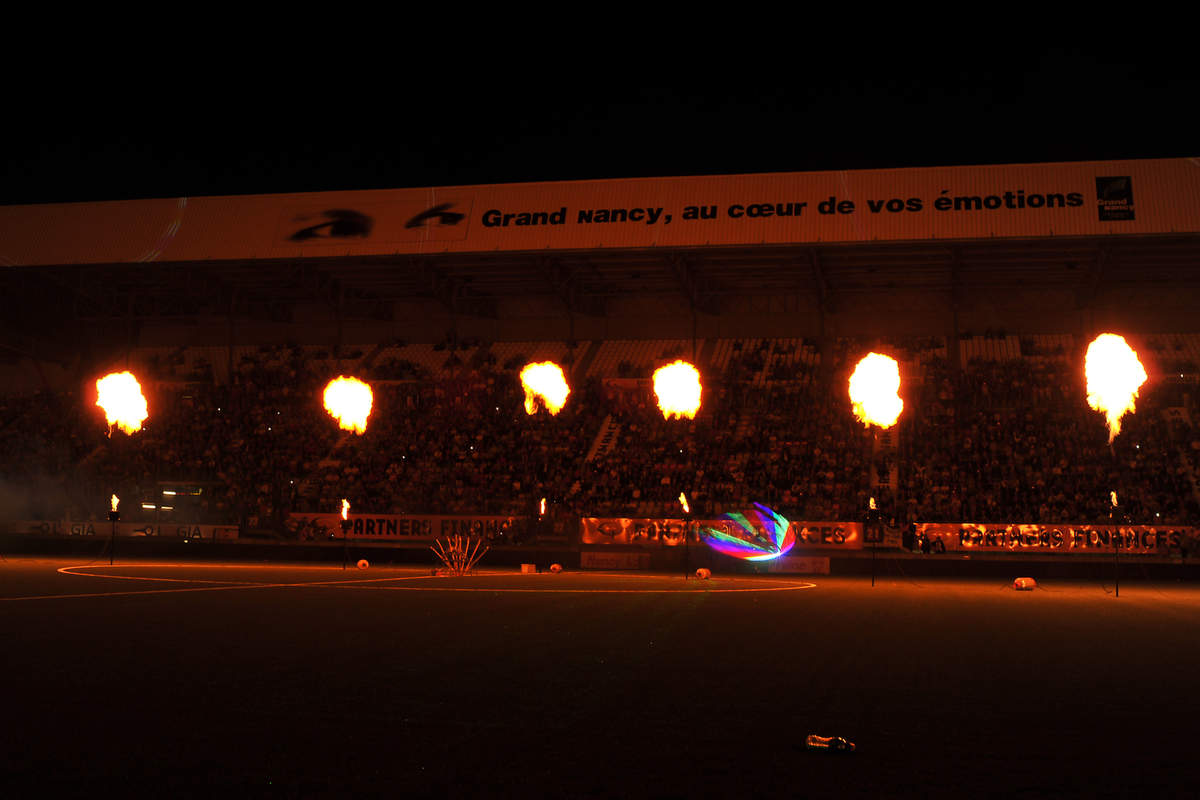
[
  {"x1": 1, "y1": 339, "x2": 1198, "y2": 534},
  {"x1": 902, "y1": 356, "x2": 1199, "y2": 525}
]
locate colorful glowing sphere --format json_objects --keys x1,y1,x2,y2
[
  {"x1": 699, "y1": 503, "x2": 795, "y2": 561},
  {"x1": 357, "y1": 559, "x2": 369, "y2": 570}
]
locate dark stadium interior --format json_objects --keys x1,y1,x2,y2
[
  {"x1": 5, "y1": 48, "x2": 1200, "y2": 786},
  {"x1": 6, "y1": 205, "x2": 1200, "y2": 795},
  {"x1": 4, "y1": 227, "x2": 1200, "y2": 534}
]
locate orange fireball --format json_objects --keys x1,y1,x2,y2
[
  {"x1": 848, "y1": 353, "x2": 903, "y2": 428},
  {"x1": 96, "y1": 371, "x2": 148, "y2": 434},
  {"x1": 1085, "y1": 334, "x2": 1146, "y2": 443},
  {"x1": 323, "y1": 376, "x2": 373, "y2": 434},
  {"x1": 653, "y1": 361, "x2": 702, "y2": 420},
  {"x1": 520, "y1": 362, "x2": 570, "y2": 415}
]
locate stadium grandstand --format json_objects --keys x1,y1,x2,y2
[{"x1": 3, "y1": 157, "x2": 1200, "y2": 565}]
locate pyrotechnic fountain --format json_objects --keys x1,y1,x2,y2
[
  {"x1": 1085, "y1": 334, "x2": 1146, "y2": 445},
  {"x1": 652, "y1": 361, "x2": 702, "y2": 574},
  {"x1": 1084, "y1": 334, "x2": 1147, "y2": 597},
  {"x1": 95, "y1": 371, "x2": 149, "y2": 563},
  {"x1": 848, "y1": 352, "x2": 905, "y2": 585},
  {"x1": 431, "y1": 534, "x2": 488, "y2": 576},
  {"x1": 318, "y1": 377, "x2": 372, "y2": 566},
  {"x1": 520, "y1": 361, "x2": 571, "y2": 545}
]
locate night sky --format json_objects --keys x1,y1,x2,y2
[{"x1": 3, "y1": 42, "x2": 1195, "y2": 206}]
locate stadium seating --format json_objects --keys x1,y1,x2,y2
[{"x1": 1, "y1": 336, "x2": 1197, "y2": 532}]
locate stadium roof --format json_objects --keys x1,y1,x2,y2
[{"x1": 4, "y1": 159, "x2": 1200, "y2": 361}]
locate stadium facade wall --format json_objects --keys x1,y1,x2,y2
[{"x1": 2, "y1": 159, "x2": 1195, "y2": 265}]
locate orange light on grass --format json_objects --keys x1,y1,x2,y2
[
  {"x1": 96, "y1": 371, "x2": 148, "y2": 434},
  {"x1": 323, "y1": 376, "x2": 373, "y2": 434},
  {"x1": 1085, "y1": 334, "x2": 1147, "y2": 443},
  {"x1": 653, "y1": 361, "x2": 702, "y2": 420},
  {"x1": 520, "y1": 362, "x2": 570, "y2": 415},
  {"x1": 848, "y1": 353, "x2": 903, "y2": 428}
]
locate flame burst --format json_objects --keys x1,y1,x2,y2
[
  {"x1": 679, "y1": 492, "x2": 690, "y2": 514},
  {"x1": 1085, "y1": 334, "x2": 1147, "y2": 443},
  {"x1": 96, "y1": 371, "x2": 148, "y2": 434},
  {"x1": 111, "y1": 494, "x2": 120, "y2": 513},
  {"x1": 849, "y1": 353, "x2": 903, "y2": 428},
  {"x1": 520, "y1": 362, "x2": 570, "y2": 415},
  {"x1": 341, "y1": 499, "x2": 350, "y2": 520},
  {"x1": 323, "y1": 376, "x2": 373, "y2": 434},
  {"x1": 653, "y1": 360, "x2": 702, "y2": 419}
]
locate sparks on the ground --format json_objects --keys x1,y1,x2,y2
[
  {"x1": 96, "y1": 371, "x2": 149, "y2": 434},
  {"x1": 1085, "y1": 334, "x2": 1147, "y2": 443},
  {"x1": 653, "y1": 360, "x2": 702, "y2": 419},
  {"x1": 323, "y1": 376, "x2": 373, "y2": 434},
  {"x1": 848, "y1": 353, "x2": 903, "y2": 428},
  {"x1": 520, "y1": 362, "x2": 570, "y2": 415}
]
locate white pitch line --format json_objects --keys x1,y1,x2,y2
[
  {"x1": 1, "y1": 583, "x2": 287, "y2": 602},
  {"x1": 57, "y1": 564, "x2": 442, "y2": 585},
  {"x1": 22, "y1": 564, "x2": 816, "y2": 600},
  {"x1": 294, "y1": 575, "x2": 816, "y2": 594}
]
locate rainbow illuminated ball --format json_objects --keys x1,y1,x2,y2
[
  {"x1": 699, "y1": 503, "x2": 795, "y2": 561},
  {"x1": 357, "y1": 559, "x2": 369, "y2": 570}
]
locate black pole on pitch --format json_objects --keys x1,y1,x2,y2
[
  {"x1": 684, "y1": 507, "x2": 691, "y2": 580},
  {"x1": 1109, "y1": 500, "x2": 1123, "y2": 598},
  {"x1": 341, "y1": 518, "x2": 352, "y2": 570},
  {"x1": 1114, "y1": 531, "x2": 1120, "y2": 598},
  {"x1": 108, "y1": 508, "x2": 120, "y2": 565},
  {"x1": 865, "y1": 506, "x2": 881, "y2": 587}
]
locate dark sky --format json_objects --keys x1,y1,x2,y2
[{"x1": 3, "y1": 43, "x2": 1195, "y2": 206}]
